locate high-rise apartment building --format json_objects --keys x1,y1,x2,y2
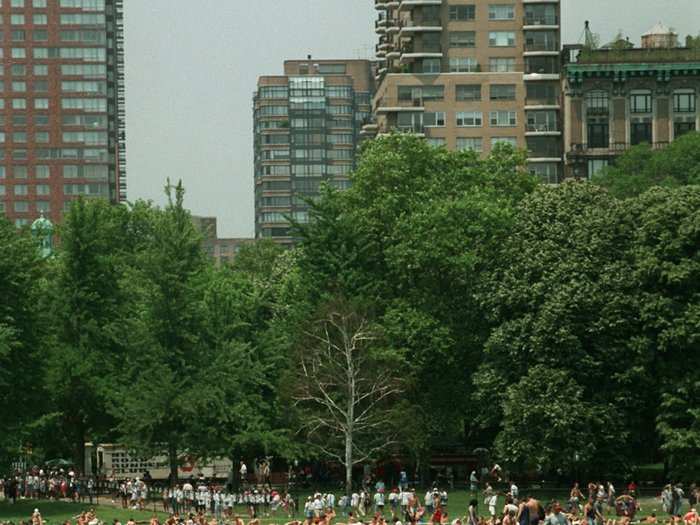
[
  {"x1": 253, "y1": 59, "x2": 374, "y2": 246},
  {"x1": 370, "y1": 0, "x2": 562, "y2": 182},
  {"x1": 0, "y1": 0, "x2": 125, "y2": 227}
]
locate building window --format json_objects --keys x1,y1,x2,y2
[
  {"x1": 631, "y1": 121, "x2": 652, "y2": 145},
  {"x1": 524, "y1": 4, "x2": 558, "y2": 25},
  {"x1": 449, "y1": 31, "x2": 476, "y2": 48},
  {"x1": 489, "y1": 31, "x2": 516, "y2": 47},
  {"x1": 11, "y1": 14, "x2": 25, "y2": 25},
  {"x1": 529, "y1": 163, "x2": 560, "y2": 184},
  {"x1": 421, "y1": 58, "x2": 441, "y2": 74},
  {"x1": 36, "y1": 201, "x2": 50, "y2": 213},
  {"x1": 12, "y1": 81, "x2": 26, "y2": 92},
  {"x1": 12, "y1": 30, "x2": 26, "y2": 42},
  {"x1": 11, "y1": 0, "x2": 25, "y2": 6},
  {"x1": 489, "y1": 57, "x2": 516, "y2": 72},
  {"x1": 11, "y1": 64, "x2": 26, "y2": 76},
  {"x1": 673, "y1": 91, "x2": 696, "y2": 113},
  {"x1": 674, "y1": 121, "x2": 696, "y2": 138},
  {"x1": 426, "y1": 138, "x2": 446, "y2": 148},
  {"x1": 35, "y1": 131, "x2": 49, "y2": 143},
  {"x1": 456, "y1": 111, "x2": 483, "y2": 127},
  {"x1": 490, "y1": 84, "x2": 516, "y2": 101},
  {"x1": 491, "y1": 137, "x2": 518, "y2": 148},
  {"x1": 34, "y1": 65, "x2": 49, "y2": 76},
  {"x1": 14, "y1": 202, "x2": 29, "y2": 213},
  {"x1": 398, "y1": 85, "x2": 444, "y2": 102},
  {"x1": 449, "y1": 57, "x2": 478, "y2": 73},
  {"x1": 35, "y1": 98, "x2": 49, "y2": 109},
  {"x1": 12, "y1": 132, "x2": 27, "y2": 143},
  {"x1": 423, "y1": 112, "x2": 446, "y2": 127},
  {"x1": 490, "y1": 111, "x2": 517, "y2": 127},
  {"x1": 585, "y1": 91, "x2": 609, "y2": 114},
  {"x1": 489, "y1": 4, "x2": 515, "y2": 20},
  {"x1": 526, "y1": 110, "x2": 558, "y2": 132},
  {"x1": 587, "y1": 119, "x2": 609, "y2": 148},
  {"x1": 456, "y1": 84, "x2": 481, "y2": 101},
  {"x1": 14, "y1": 184, "x2": 29, "y2": 196},
  {"x1": 11, "y1": 48, "x2": 27, "y2": 59},
  {"x1": 33, "y1": 30, "x2": 49, "y2": 41},
  {"x1": 448, "y1": 5, "x2": 475, "y2": 21},
  {"x1": 317, "y1": 63, "x2": 346, "y2": 74},
  {"x1": 456, "y1": 137, "x2": 483, "y2": 152},
  {"x1": 36, "y1": 165, "x2": 50, "y2": 179},
  {"x1": 36, "y1": 184, "x2": 50, "y2": 196},
  {"x1": 33, "y1": 0, "x2": 49, "y2": 7},
  {"x1": 630, "y1": 92, "x2": 652, "y2": 114},
  {"x1": 33, "y1": 14, "x2": 48, "y2": 25},
  {"x1": 587, "y1": 159, "x2": 609, "y2": 179}
]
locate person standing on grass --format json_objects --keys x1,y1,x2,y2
[
  {"x1": 674, "y1": 485, "x2": 686, "y2": 517},
  {"x1": 584, "y1": 499, "x2": 602, "y2": 525},
  {"x1": 375, "y1": 489, "x2": 386, "y2": 515},
  {"x1": 470, "y1": 472, "x2": 479, "y2": 494},
  {"x1": 468, "y1": 499, "x2": 479, "y2": 525}
]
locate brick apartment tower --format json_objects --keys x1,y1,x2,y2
[
  {"x1": 253, "y1": 59, "x2": 374, "y2": 247},
  {"x1": 370, "y1": 0, "x2": 562, "y2": 182},
  {"x1": 0, "y1": 0, "x2": 126, "y2": 227}
]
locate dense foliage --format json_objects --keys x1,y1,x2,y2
[{"x1": 1, "y1": 134, "x2": 699, "y2": 483}]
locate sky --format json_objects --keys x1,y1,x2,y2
[{"x1": 124, "y1": 0, "x2": 700, "y2": 238}]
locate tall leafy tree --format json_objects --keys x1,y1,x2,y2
[
  {"x1": 629, "y1": 186, "x2": 700, "y2": 478},
  {"x1": 0, "y1": 218, "x2": 46, "y2": 465},
  {"x1": 296, "y1": 136, "x2": 537, "y2": 462},
  {"x1": 47, "y1": 198, "x2": 139, "y2": 468},
  {"x1": 477, "y1": 182, "x2": 649, "y2": 474}
]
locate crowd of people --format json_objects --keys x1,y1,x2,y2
[
  {"x1": 2, "y1": 467, "x2": 699, "y2": 525},
  {"x1": 0, "y1": 469, "x2": 98, "y2": 504}
]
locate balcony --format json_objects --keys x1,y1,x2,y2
[
  {"x1": 523, "y1": 15, "x2": 559, "y2": 28},
  {"x1": 399, "y1": 18, "x2": 443, "y2": 34},
  {"x1": 568, "y1": 142, "x2": 669, "y2": 157},
  {"x1": 375, "y1": 18, "x2": 388, "y2": 34},
  {"x1": 398, "y1": 0, "x2": 443, "y2": 10},
  {"x1": 400, "y1": 42, "x2": 443, "y2": 61},
  {"x1": 375, "y1": 0, "x2": 388, "y2": 10}
]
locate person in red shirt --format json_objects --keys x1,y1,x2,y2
[{"x1": 683, "y1": 509, "x2": 698, "y2": 525}]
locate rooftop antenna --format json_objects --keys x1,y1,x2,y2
[{"x1": 584, "y1": 20, "x2": 597, "y2": 48}]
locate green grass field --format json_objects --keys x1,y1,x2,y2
[{"x1": 0, "y1": 490, "x2": 685, "y2": 525}]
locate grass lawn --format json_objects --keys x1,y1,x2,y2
[{"x1": 0, "y1": 491, "x2": 683, "y2": 525}]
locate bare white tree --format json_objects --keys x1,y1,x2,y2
[{"x1": 295, "y1": 306, "x2": 403, "y2": 496}]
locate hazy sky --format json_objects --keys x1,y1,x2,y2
[{"x1": 124, "y1": 0, "x2": 700, "y2": 238}]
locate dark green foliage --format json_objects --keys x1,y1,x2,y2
[{"x1": 594, "y1": 132, "x2": 700, "y2": 198}]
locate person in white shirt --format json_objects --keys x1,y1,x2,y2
[
  {"x1": 239, "y1": 462, "x2": 248, "y2": 486},
  {"x1": 351, "y1": 492, "x2": 361, "y2": 516},
  {"x1": 374, "y1": 490, "x2": 385, "y2": 514},
  {"x1": 510, "y1": 482, "x2": 519, "y2": 503}
]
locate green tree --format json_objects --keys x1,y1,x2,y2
[
  {"x1": 295, "y1": 135, "x2": 537, "y2": 467},
  {"x1": 594, "y1": 132, "x2": 700, "y2": 198},
  {"x1": 629, "y1": 187, "x2": 700, "y2": 477},
  {"x1": 495, "y1": 366, "x2": 622, "y2": 474},
  {"x1": 0, "y1": 218, "x2": 46, "y2": 465},
  {"x1": 110, "y1": 182, "x2": 210, "y2": 480},
  {"x1": 47, "y1": 198, "x2": 138, "y2": 468},
  {"x1": 477, "y1": 182, "x2": 649, "y2": 473}
]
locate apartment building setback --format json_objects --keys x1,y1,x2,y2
[{"x1": 370, "y1": 0, "x2": 562, "y2": 183}]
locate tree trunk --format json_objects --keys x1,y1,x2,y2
[
  {"x1": 169, "y1": 442, "x2": 179, "y2": 484},
  {"x1": 345, "y1": 431, "x2": 353, "y2": 498}
]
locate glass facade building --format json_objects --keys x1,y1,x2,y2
[
  {"x1": 253, "y1": 59, "x2": 374, "y2": 246},
  {"x1": 0, "y1": 0, "x2": 125, "y2": 227}
]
